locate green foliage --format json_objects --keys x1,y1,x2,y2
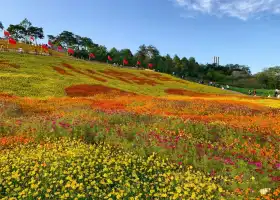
[
  {"x1": 256, "y1": 66, "x2": 280, "y2": 89},
  {"x1": 0, "y1": 21, "x2": 3, "y2": 30},
  {"x1": 7, "y1": 18, "x2": 44, "y2": 43},
  {"x1": 1, "y1": 18, "x2": 262, "y2": 85}
]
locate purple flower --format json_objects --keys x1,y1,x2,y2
[
  {"x1": 255, "y1": 162, "x2": 262, "y2": 169},
  {"x1": 276, "y1": 163, "x2": 280, "y2": 170}
]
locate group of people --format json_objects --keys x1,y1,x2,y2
[
  {"x1": 198, "y1": 80, "x2": 230, "y2": 90},
  {"x1": 251, "y1": 89, "x2": 280, "y2": 98}
]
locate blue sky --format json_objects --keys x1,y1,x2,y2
[{"x1": 1, "y1": 0, "x2": 280, "y2": 73}]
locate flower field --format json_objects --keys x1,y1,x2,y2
[{"x1": 0, "y1": 53, "x2": 280, "y2": 199}]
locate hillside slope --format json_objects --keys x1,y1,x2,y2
[{"x1": 0, "y1": 52, "x2": 233, "y2": 98}]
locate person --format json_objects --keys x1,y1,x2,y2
[
  {"x1": 248, "y1": 90, "x2": 252, "y2": 95},
  {"x1": 226, "y1": 85, "x2": 229, "y2": 89},
  {"x1": 221, "y1": 86, "x2": 224, "y2": 90},
  {"x1": 253, "y1": 89, "x2": 256, "y2": 96},
  {"x1": 275, "y1": 89, "x2": 279, "y2": 97},
  {"x1": 18, "y1": 48, "x2": 23, "y2": 54}
]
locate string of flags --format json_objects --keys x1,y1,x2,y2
[{"x1": 2, "y1": 31, "x2": 154, "y2": 68}]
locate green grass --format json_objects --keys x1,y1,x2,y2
[
  {"x1": 228, "y1": 86, "x2": 274, "y2": 97},
  {"x1": 0, "y1": 52, "x2": 233, "y2": 97}
]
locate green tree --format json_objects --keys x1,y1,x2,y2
[
  {"x1": 92, "y1": 45, "x2": 107, "y2": 62},
  {"x1": 109, "y1": 48, "x2": 120, "y2": 64},
  {"x1": 164, "y1": 54, "x2": 173, "y2": 74},
  {"x1": 80, "y1": 37, "x2": 94, "y2": 50},
  {"x1": 0, "y1": 21, "x2": 4, "y2": 30},
  {"x1": 120, "y1": 48, "x2": 133, "y2": 65},
  {"x1": 7, "y1": 24, "x2": 26, "y2": 41},
  {"x1": 28, "y1": 26, "x2": 44, "y2": 43},
  {"x1": 19, "y1": 18, "x2": 32, "y2": 43},
  {"x1": 256, "y1": 67, "x2": 280, "y2": 89},
  {"x1": 135, "y1": 44, "x2": 147, "y2": 64},
  {"x1": 56, "y1": 31, "x2": 77, "y2": 48}
]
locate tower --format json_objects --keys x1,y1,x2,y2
[{"x1": 213, "y1": 56, "x2": 219, "y2": 66}]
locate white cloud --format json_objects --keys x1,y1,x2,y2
[{"x1": 174, "y1": 0, "x2": 280, "y2": 20}]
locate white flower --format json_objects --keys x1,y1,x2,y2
[{"x1": 259, "y1": 188, "x2": 271, "y2": 195}]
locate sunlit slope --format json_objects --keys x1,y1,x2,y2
[{"x1": 0, "y1": 52, "x2": 233, "y2": 97}]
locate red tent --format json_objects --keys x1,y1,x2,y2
[
  {"x1": 57, "y1": 46, "x2": 63, "y2": 51},
  {"x1": 137, "y1": 61, "x2": 141, "y2": 65},
  {"x1": 48, "y1": 41, "x2": 53, "y2": 46},
  {"x1": 108, "y1": 55, "x2": 112, "y2": 61},
  {"x1": 148, "y1": 63, "x2": 153, "y2": 68}
]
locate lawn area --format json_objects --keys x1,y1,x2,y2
[
  {"x1": 229, "y1": 86, "x2": 275, "y2": 97},
  {"x1": 0, "y1": 52, "x2": 280, "y2": 199}
]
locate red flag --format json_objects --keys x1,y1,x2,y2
[
  {"x1": 148, "y1": 63, "x2": 153, "y2": 68},
  {"x1": 137, "y1": 61, "x2": 141, "y2": 65},
  {"x1": 57, "y1": 46, "x2": 63, "y2": 51},
  {"x1": 108, "y1": 55, "x2": 112, "y2": 61},
  {"x1": 8, "y1": 38, "x2": 16, "y2": 45},
  {"x1": 68, "y1": 48, "x2": 74, "y2": 55},
  {"x1": 89, "y1": 53, "x2": 95, "y2": 58},
  {"x1": 30, "y1": 36, "x2": 34, "y2": 41},
  {"x1": 48, "y1": 41, "x2": 53, "y2": 46},
  {"x1": 4, "y1": 30, "x2": 10, "y2": 37},
  {"x1": 123, "y1": 59, "x2": 128, "y2": 65}
]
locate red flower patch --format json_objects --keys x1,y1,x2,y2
[
  {"x1": 130, "y1": 77, "x2": 159, "y2": 86},
  {"x1": 61, "y1": 63, "x2": 107, "y2": 82},
  {"x1": 165, "y1": 88, "x2": 211, "y2": 97},
  {"x1": 100, "y1": 69, "x2": 160, "y2": 86},
  {"x1": 140, "y1": 72, "x2": 172, "y2": 81},
  {"x1": 65, "y1": 84, "x2": 136, "y2": 97},
  {"x1": 52, "y1": 66, "x2": 73, "y2": 76}
]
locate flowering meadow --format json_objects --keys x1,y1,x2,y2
[{"x1": 0, "y1": 53, "x2": 280, "y2": 199}]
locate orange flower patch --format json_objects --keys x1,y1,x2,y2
[
  {"x1": 0, "y1": 136, "x2": 33, "y2": 147},
  {"x1": 86, "y1": 69, "x2": 96, "y2": 74},
  {"x1": 91, "y1": 100, "x2": 127, "y2": 111},
  {"x1": 100, "y1": 69, "x2": 160, "y2": 86},
  {"x1": 61, "y1": 63, "x2": 107, "y2": 82},
  {"x1": 165, "y1": 88, "x2": 212, "y2": 97},
  {"x1": 65, "y1": 84, "x2": 136, "y2": 97},
  {"x1": 0, "y1": 93, "x2": 15, "y2": 99},
  {"x1": 52, "y1": 66, "x2": 73, "y2": 76}
]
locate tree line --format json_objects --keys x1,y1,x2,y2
[{"x1": 1, "y1": 19, "x2": 279, "y2": 89}]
